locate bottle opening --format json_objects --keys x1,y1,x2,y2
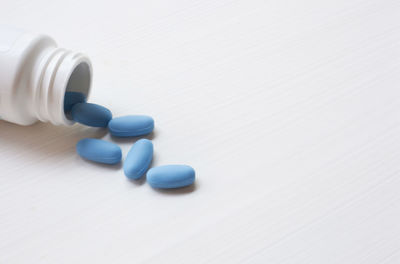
[
  {"x1": 66, "y1": 62, "x2": 91, "y2": 99},
  {"x1": 63, "y1": 62, "x2": 91, "y2": 120},
  {"x1": 33, "y1": 47, "x2": 92, "y2": 126}
]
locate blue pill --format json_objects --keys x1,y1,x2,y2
[
  {"x1": 64, "y1": 91, "x2": 86, "y2": 113},
  {"x1": 71, "y1": 103, "x2": 112, "y2": 127},
  {"x1": 147, "y1": 165, "x2": 195, "y2": 189},
  {"x1": 108, "y1": 115, "x2": 154, "y2": 137},
  {"x1": 76, "y1": 138, "x2": 122, "y2": 164},
  {"x1": 124, "y1": 139, "x2": 153, "y2": 179}
]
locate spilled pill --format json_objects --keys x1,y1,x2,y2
[
  {"x1": 71, "y1": 103, "x2": 112, "y2": 127},
  {"x1": 76, "y1": 138, "x2": 122, "y2": 164},
  {"x1": 147, "y1": 165, "x2": 195, "y2": 189},
  {"x1": 108, "y1": 115, "x2": 154, "y2": 137},
  {"x1": 124, "y1": 139, "x2": 153, "y2": 179},
  {"x1": 64, "y1": 91, "x2": 86, "y2": 113}
]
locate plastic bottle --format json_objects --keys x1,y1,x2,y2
[{"x1": 0, "y1": 25, "x2": 92, "y2": 126}]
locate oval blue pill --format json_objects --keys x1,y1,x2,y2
[
  {"x1": 76, "y1": 138, "x2": 122, "y2": 164},
  {"x1": 108, "y1": 115, "x2": 154, "y2": 137},
  {"x1": 124, "y1": 139, "x2": 153, "y2": 179},
  {"x1": 71, "y1": 103, "x2": 112, "y2": 127},
  {"x1": 147, "y1": 165, "x2": 195, "y2": 189},
  {"x1": 64, "y1": 91, "x2": 86, "y2": 113}
]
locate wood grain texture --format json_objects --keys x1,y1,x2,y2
[{"x1": 0, "y1": 0, "x2": 399, "y2": 263}]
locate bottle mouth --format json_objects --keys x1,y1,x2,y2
[
  {"x1": 63, "y1": 61, "x2": 92, "y2": 121},
  {"x1": 41, "y1": 50, "x2": 92, "y2": 125},
  {"x1": 33, "y1": 48, "x2": 92, "y2": 125},
  {"x1": 60, "y1": 55, "x2": 92, "y2": 125}
]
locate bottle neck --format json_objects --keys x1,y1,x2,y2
[{"x1": 32, "y1": 47, "x2": 92, "y2": 125}]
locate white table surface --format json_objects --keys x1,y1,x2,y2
[{"x1": 1, "y1": 0, "x2": 399, "y2": 263}]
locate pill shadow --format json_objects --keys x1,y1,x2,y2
[
  {"x1": 79, "y1": 158, "x2": 123, "y2": 171},
  {"x1": 152, "y1": 182, "x2": 197, "y2": 195},
  {"x1": 127, "y1": 176, "x2": 146, "y2": 186},
  {"x1": 110, "y1": 131, "x2": 156, "y2": 144},
  {"x1": 0, "y1": 120, "x2": 108, "y2": 162}
]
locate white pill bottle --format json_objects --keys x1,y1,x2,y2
[{"x1": 0, "y1": 25, "x2": 92, "y2": 126}]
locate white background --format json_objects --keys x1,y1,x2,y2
[{"x1": 0, "y1": 0, "x2": 400, "y2": 263}]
